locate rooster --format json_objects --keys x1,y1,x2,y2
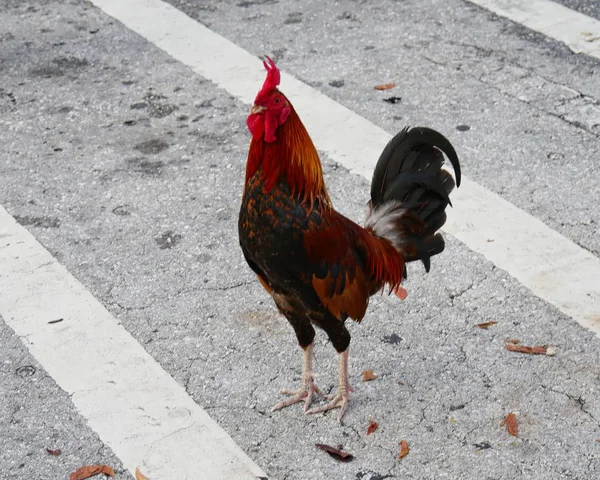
[{"x1": 238, "y1": 57, "x2": 461, "y2": 422}]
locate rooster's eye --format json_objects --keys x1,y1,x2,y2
[{"x1": 274, "y1": 97, "x2": 280, "y2": 104}]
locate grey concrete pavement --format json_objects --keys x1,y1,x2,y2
[
  {"x1": 1, "y1": 0, "x2": 599, "y2": 479},
  {"x1": 0, "y1": 318, "x2": 130, "y2": 480}
]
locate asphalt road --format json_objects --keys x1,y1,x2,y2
[{"x1": 1, "y1": 1, "x2": 599, "y2": 479}]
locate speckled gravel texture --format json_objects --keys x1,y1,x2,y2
[{"x1": 1, "y1": 1, "x2": 599, "y2": 479}]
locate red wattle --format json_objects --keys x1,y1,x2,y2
[{"x1": 247, "y1": 113, "x2": 265, "y2": 140}]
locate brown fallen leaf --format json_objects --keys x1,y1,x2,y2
[
  {"x1": 394, "y1": 286, "x2": 408, "y2": 300},
  {"x1": 502, "y1": 413, "x2": 518, "y2": 437},
  {"x1": 135, "y1": 468, "x2": 151, "y2": 480},
  {"x1": 398, "y1": 440, "x2": 410, "y2": 459},
  {"x1": 362, "y1": 369, "x2": 378, "y2": 382},
  {"x1": 374, "y1": 83, "x2": 396, "y2": 90},
  {"x1": 69, "y1": 465, "x2": 115, "y2": 480},
  {"x1": 505, "y1": 344, "x2": 548, "y2": 355},
  {"x1": 477, "y1": 321, "x2": 497, "y2": 329},
  {"x1": 367, "y1": 420, "x2": 378, "y2": 435},
  {"x1": 46, "y1": 448, "x2": 61, "y2": 456},
  {"x1": 315, "y1": 443, "x2": 354, "y2": 462},
  {"x1": 505, "y1": 338, "x2": 521, "y2": 345},
  {"x1": 486, "y1": 238, "x2": 495, "y2": 242}
]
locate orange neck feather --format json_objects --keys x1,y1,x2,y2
[{"x1": 245, "y1": 107, "x2": 331, "y2": 209}]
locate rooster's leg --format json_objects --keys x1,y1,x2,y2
[
  {"x1": 306, "y1": 347, "x2": 353, "y2": 422},
  {"x1": 272, "y1": 342, "x2": 322, "y2": 412}
]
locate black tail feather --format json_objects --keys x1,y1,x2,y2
[
  {"x1": 371, "y1": 127, "x2": 461, "y2": 206},
  {"x1": 382, "y1": 172, "x2": 452, "y2": 206},
  {"x1": 367, "y1": 126, "x2": 461, "y2": 274}
]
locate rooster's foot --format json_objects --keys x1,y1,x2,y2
[
  {"x1": 306, "y1": 348, "x2": 352, "y2": 422},
  {"x1": 272, "y1": 342, "x2": 322, "y2": 412},
  {"x1": 305, "y1": 388, "x2": 351, "y2": 422},
  {"x1": 272, "y1": 381, "x2": 323, "y2": 412}
]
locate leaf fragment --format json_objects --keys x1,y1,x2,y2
[
  {"x1": 367, "y1": 420, "x2": 378, "y2": 435},
  {"x1": 502, "y1": 413, "x2": 518, "y2": 437},
  {"x1": 394, "y1": 286, "x2": 408, "y2": 300},
  {"x1": 315, "y1": 443, "x2": 354, "y2": 462},
  {"x1": 505, "y1": 338, "x2": 521, "y2": 345},
  {"x1": 361, "y1": 369, "x2": 378, "y2": 382},
  {"x1": 398, "y1": 440, "x2": 410, "y2": 459},
  {"x1": 46, "y1": 448, "x2": 62, "y2": 456},
  {"x1": 477, "y1": 321, "x2": 497, "y2": 329},
  {"x1": 69, "y1": 465, "x2": 115, "y2": 480},
  {"x1": 505, "y1": 344, "x2": 548, "y2": 355},
  {"x1": 135, "y1": 468, "x2": 151, "y2": 480},
  {"x1": 374, "y1": 83, "x2": 396, "y2": 90}
]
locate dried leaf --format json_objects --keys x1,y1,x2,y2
[
  {"x1": 486, "y1": 238, "x2": 495, "y2": 242},
  {"x1": 398, "y1": 440, "x2": 410, "y2": 459},
  {"x1": 503, "y1": 413, "x2": 518, "y2": 437},
  {"x1": 374, "y1": 83, "x2": 396, "y2": 90},
  {"x1": 46, "y1": 448, "x2": 62, "y2": 456},
  {"x1": 394, "y1": 286, "x2": 408, "y2": 300},
  {"x1": 367, "y1": 420, "x2": 378, "y2": 435},
  {"x1": 361, "y1": 369, "x2": 378, "y2": 382},
  {"x1": 69, "y1": 465, "x2": 115, "y2": 480},
  {"x1": 315, "y1": 443, "x2": 354, "y2": 462},
  {"x1": 505, "y1": 339, "x2": 521, "y2": 345},
  {"x1": 477, "y1": 321, "x2": 497, "y2": 329},
  {"x1": 135, "y1": 468, "x2": 151, "y2": 480},
  {"x1": 505, "y1": 344, "x2": 548, "y2": 355}
]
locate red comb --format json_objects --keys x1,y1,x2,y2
[{"x1": 258, "y1": 55, "x2": 280, "y2": 97}]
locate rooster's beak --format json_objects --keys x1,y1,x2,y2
[{"x1": 250, "y1": 104, "x2": 266, "y2": 115}]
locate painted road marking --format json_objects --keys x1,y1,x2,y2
[
  {"x1": 91, "y1": 0, "x2": 600, "y2": 335},
  {"x1": 466, "y1": 0, "x2": 600, "y2": 59},
  {"x1": 0, "y1": 205, "x2": 267, "y2": 480}
]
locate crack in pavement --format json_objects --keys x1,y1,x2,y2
[{"x1": 542, "y1": 385, "x2": 598, "y2": 422}]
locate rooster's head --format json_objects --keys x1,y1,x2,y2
[{"x1": 247, "y1": 56, "x2": 291, "y2": 143}]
